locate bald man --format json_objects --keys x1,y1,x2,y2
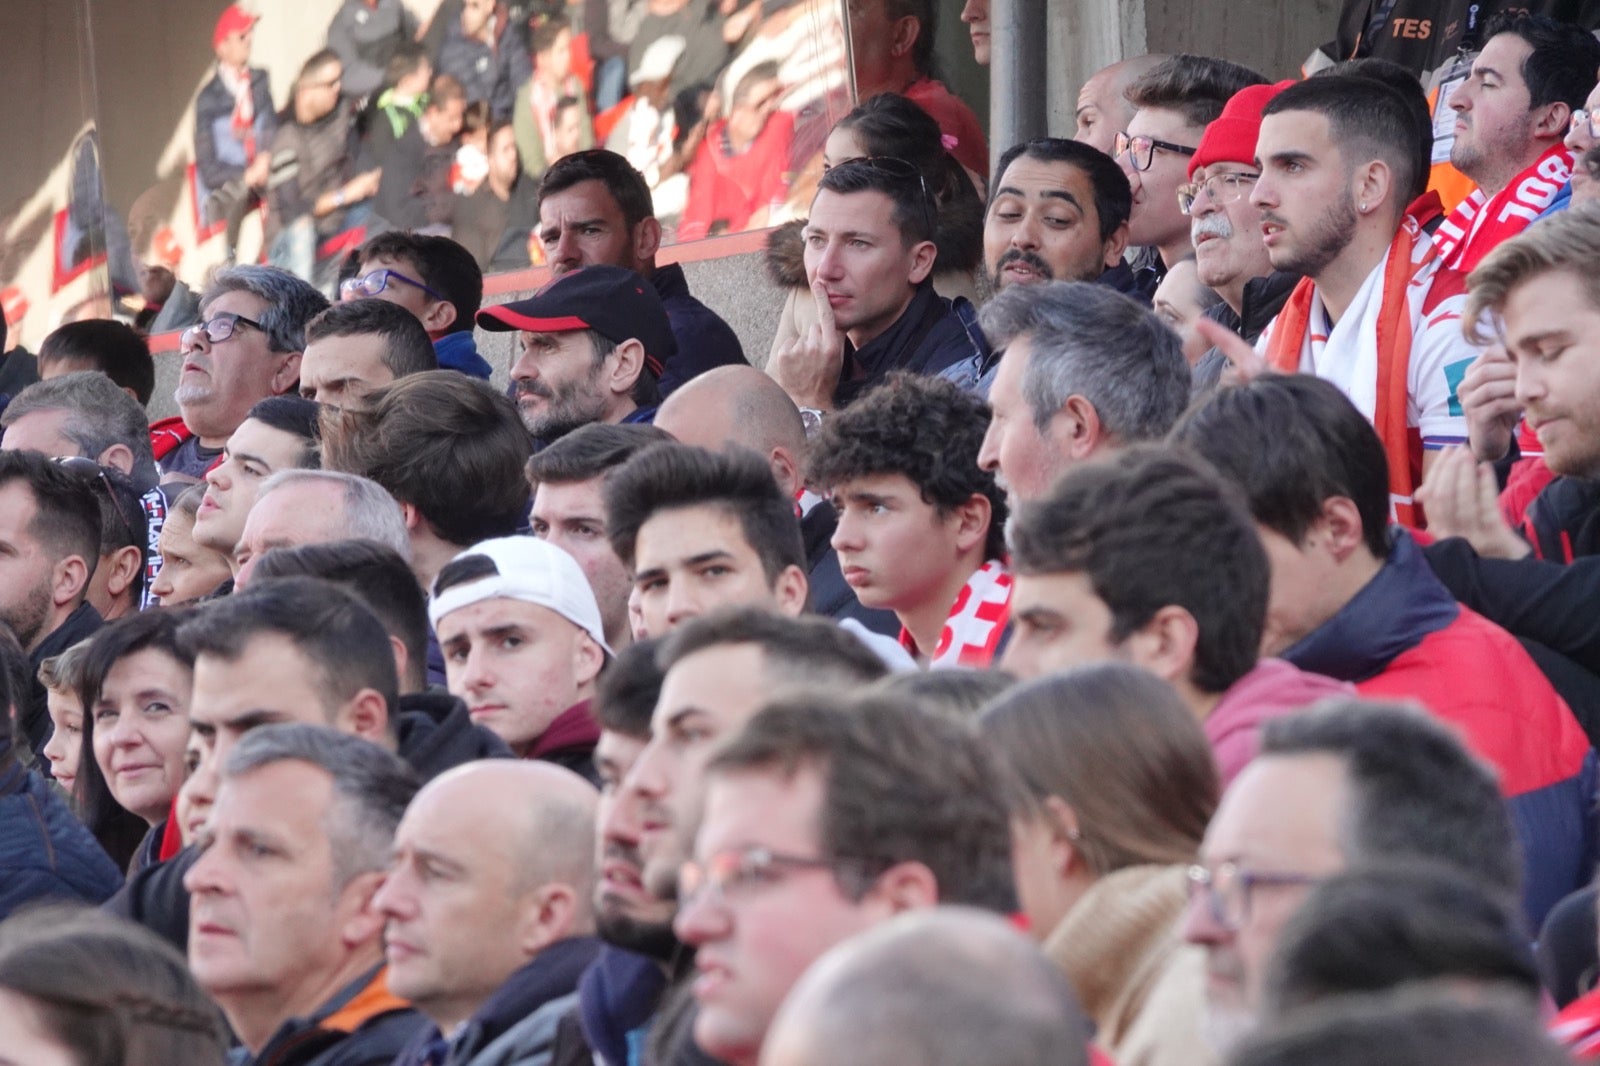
[
  {"x1": 761, "y1": 908, "x2": 1093, "y2": 1066},
  {"x1": 1073, "y1": 55, "x2": 1169, "y2": 155},
  {"x1": 377, "y1": 762, "x2": 602, "y2": 1065},
  {"x1": 653, "y1": 366, "x2": 899, "y2": 635}
]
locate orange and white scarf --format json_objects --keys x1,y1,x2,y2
[
  {"x1": 1433, "y1": 144, "x2": 1573, "y2": 273},
  {"x1": 899, "y1": 559, "x2": 1013, "y2": 669},
  {"x1": 1262, "y1": 217, "x2": 1451, "y2": 528}
]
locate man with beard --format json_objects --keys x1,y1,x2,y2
[
  {"x1": 1247, "y1": 75, "x2": 1475, "y2": 527},
  {"x1": 1183, "y1": 81, "x2": 1299, "y2": 394},
  {"x1": 476, "y1": 266, "x2": 666, "y2": 447}
]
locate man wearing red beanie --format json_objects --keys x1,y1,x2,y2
[{"x1": 1184, "y1": 81, "x2": 1300, "y2": 393}]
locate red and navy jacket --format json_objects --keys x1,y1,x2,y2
[{"x1": 1282, "y1": 530, "x2": 1597, "y2": 929}]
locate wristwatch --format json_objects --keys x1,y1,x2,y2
[{"x1": 799, "y1": 407, "x2": 825, "y2": 436}]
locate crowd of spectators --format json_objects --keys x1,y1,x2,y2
[{"x1": 8, "y1": 4, "x2": 1600, "y2": 1066}]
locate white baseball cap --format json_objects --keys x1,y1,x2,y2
[{"x1": 429, "y1": 536, "x2": 612, "y2": 655}]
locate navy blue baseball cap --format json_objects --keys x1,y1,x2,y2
[{"x1": 476, "y1": 265, "x2": 674, "y2": 376}]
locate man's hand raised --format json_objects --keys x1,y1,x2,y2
[{"x1": 768, "y1": 281, "x2": 846, "y2": 412}]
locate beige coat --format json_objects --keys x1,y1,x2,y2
[{"x1": 1045, "y1": 863, "x2": 1215, "y2": 1066}]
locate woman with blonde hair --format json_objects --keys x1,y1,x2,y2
[{"x1": 978, "y1": 662, "x2": 1220, "y2": 1066}]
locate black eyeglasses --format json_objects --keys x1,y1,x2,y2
[
  {"x1": 180, "y1": 311, "x2": 263, "y2": 348},
  {"x1": 1114, "y1": 131, "x2": 1199, "y2": 172},
  {"x1": 831, "y1": 155, "x2": 937, "y2": 239},
  {"x1": 54, "y1": 456, "x2": 137, "y2": 547}
]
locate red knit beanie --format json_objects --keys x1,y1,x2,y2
[{"x1": 1188, "y1": 80, "x2": 1298, "y2": 178}]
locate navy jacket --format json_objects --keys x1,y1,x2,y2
[
  {"x1": 835, "y1": 283, "x2": 985, "y2": 408},
  {"x1": 0, "y1": 757, "x2": 122, "y2": 919},
  {"x1": 651, "y1": 264, "x2": 746, "y2": 397},
  {"x1": 576, "y1": 946, "x2": 671, "y2": 1066}
]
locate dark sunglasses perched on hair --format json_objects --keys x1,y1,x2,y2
[
  {"x1": 830, "y1": 155, "x2": 937, "y2": 237},
  {"x1": 53, "y1": 455, "x2": 137, "y2": 545}
]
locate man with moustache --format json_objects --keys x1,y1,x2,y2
[
  {"x1": 1183, "y1": 81, "x2": 1300, "y2": 394},
  {"x1": 1247, "y1": 76, "x2": 1475, "y2": 526}
]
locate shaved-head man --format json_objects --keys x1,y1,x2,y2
[
  {"x1": 653, "y1": 365, "x2": 899, "y2": 633},
  {"x1": 1073, "y1": 55, "x2": 1168, "y2": 155},
  {"x1": 376, "y1": 760, "x2": 601, "y2": 1059},
  {"x1": 761, "y1": 908, "x2": 1092, "y2": 1066}
]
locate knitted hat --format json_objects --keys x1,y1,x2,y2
[{"x1": 1188, "y1": 80, "x2": 1297, "y2": 178}]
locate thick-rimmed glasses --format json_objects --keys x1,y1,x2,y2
[
  {"x1": 1114, "y1": 131, "x2": 1198, "y2": 172},
  {"x1": 1571, "y1": 108, "x2": 1600, "y2": 142},
  {"x1": 180, "y1": 311, "x2": 263, "y2": 348},
  {"x1": 831, "y1": 155, "x2": 937, "y2": 238},
  {"x1": 679, "y1": 847, "x2": 867, "y2": 906},
  {"x1": 54, "y1": 456, "x2": 137, "y2": 547},
  {"x1": 340, "y1": 268, "x2": 447, "y2": 302},
  {"x1": 1186, "y1": 861, "x2": 1318, "y2": 931},
  {"x1": 1178, "y1": 171, "x2": 1261, "y2": 216}
]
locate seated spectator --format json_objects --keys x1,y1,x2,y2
[
  {"x1": 452, "y1": 120, "x2": 540, "y2": 271},
  {"x1": 606, "y1": 37, "x2": 689, "y2": 213},
  {"x1": 678, "y1": 62, "x2": 794, "y2": 242},
  {"x1": 771, "y1": 93, "x2": 985, "y2": 364},
  {"x1": 676, "y1": 692, "x2": 1018, "y2": 1066},
  {"x1": 979, "y1": 664, "x2": 1217, "y2": 1065},
  {"x1": 264, "y1": 49, "x2": 380, "y2": 285},
  {"x1": 74, "y1": 611, "x2": 193, "y2": 875},
  {"x1": 344, "y1": 231, "x2": 491, "y2": 379},
  {"x1": 1182, "y1": 700, "x2": 1520, "y2": 1055},
  {"x1": 299, "y1": 298, "x2": 438, "y2": 409},
  {"x1": 36, "y1": 638, "x2": 93, "y2": 794},
  {"x1": 453, "y1": 99, "x2": 493, "y2": 195},
  {"x1": 35, "y1": 319, "x2": 155, "y2": 406},
  {"x1": 149, "y1": 484, "x2": 232, "y2": 606},
  {"x1": 959, "y1": 0, "x2": 990, "y2": 64},
  {"x1": 0, "y1": 627, "x2": 121, "y2": 918},
  {"x1": 1123, "y1": 55, "x2": 1268, "y2": 278},
  {"x1": 604, "y1": 444, "x2": 809, "y2": 638},
  {"x1": 1261, "y1": 862, "x2": 1540, "y2": 1018},
  {"x1": 975, "y1": 281, "x2": 1189, "y2": 509},
  {"x1": 60, "y1": 461, "x2": 147, "y2": 623},
  {"x1": 848, "y1": 0, "x2": 987, "y2": 180},
  {"x1": 0, "y1": 452, "x2": 103, "y2": 758},
  {"x1": 1229, "y1": 986, "x2": 1567, "y2": 1066},
  {"x1": 1, "y1": 373, "x2": 165, "y2": 609},
  {"x1": 653, "y1": 364, "x2": 899, "y2": 635},
  {"x1": 367, "y1": 43, "x2": 434, "y2": 165},
  {"x1": 1002, "y1": 447, "x2": 1350, "y2": 785},
  {"x1": 1175, "y1": 373, "x2": 1594, "y2": 928},
  {"x1": 538, "y1": 149, "x2": 747, "y2": 394},
  {"x1": 476, "y1": 265, "x2": 668, "y2": 442},
  {"x1": 325, "y1": 0, "x2": 419, "y2": 102},
  {"x1": 193, "y1": 5, "x2": 275, "y2": 240},
  {"x1": 527, "y1": 422, "x2": 675, "y2": 651},
  {"x1": 762, "y1": 908, "x2": 1092, "y2": 1066},
  {"x1": 429, "y1": 536, "x2": 610, "y2": 777},
  {"x1": 322, "y1": 371, "x2": 531, "y2": 592},
  {"x1": 248, "y1": 539, "x2": 510, "y2": 772},
  {"x1": 191, "y1": 396, "x2": 321, "y2": 573},
  {"x1": 233, "y1": 469, "x2": 411, "y2": 589},
  {"x1": 767, "y1": 158, "x2": 985, "y2": 413},
  {"x1": 371, "y1": 73, "x2": 469, "y2": 232},
  {"x1": 184, "y1": 724, "x2": 424, "y2": 1063},
  {"x1": 0, "y1": 906, "x2": 228, "y2": 1061},
  {"x1": 1153, "y1": 259, "x2": 1225, "y2": 365},
  {"x1": 1427, "y1": 206, "x2": 1600, "y2": 562},
  {"x1": 1072, "y1": 55, "x2": 1169, "y2": 154},
  {"x1": 433, "y1": 0, "x2": 522, "y2": 120},
  {"x1": 513, "y1": 16, "x2": 594, "y2": 180},
  {"x1": 872, "y1": 666, "x2": 1012, "y2": 724},
  {"x1": 626, "y1": 608, "x2": 886, "y2": 914},
  {"x1": 807, "y1": 373, "x2": 1010, "y2": 667},
  {"x1": 159, "y1": 265, "x2": 329, "y2": 483},
  {"x1": 380, "y1": 762, "x2": 602, "y2": 1066}
]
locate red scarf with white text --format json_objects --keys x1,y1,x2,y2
[{"x1": 1432, "y1": 144, "x2": 1573, "y2": 273}]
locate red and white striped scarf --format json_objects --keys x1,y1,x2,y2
[
  {"x1": 899, "y1": 559, "x2": 1013, "y2": 669},
  {"x1": 1433, "y1": 143, "x2": 1573, "y2": 273}
]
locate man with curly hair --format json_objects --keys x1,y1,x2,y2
[{"x1": 806, "y1": 373, "x2": 1010, "y2": 667}]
